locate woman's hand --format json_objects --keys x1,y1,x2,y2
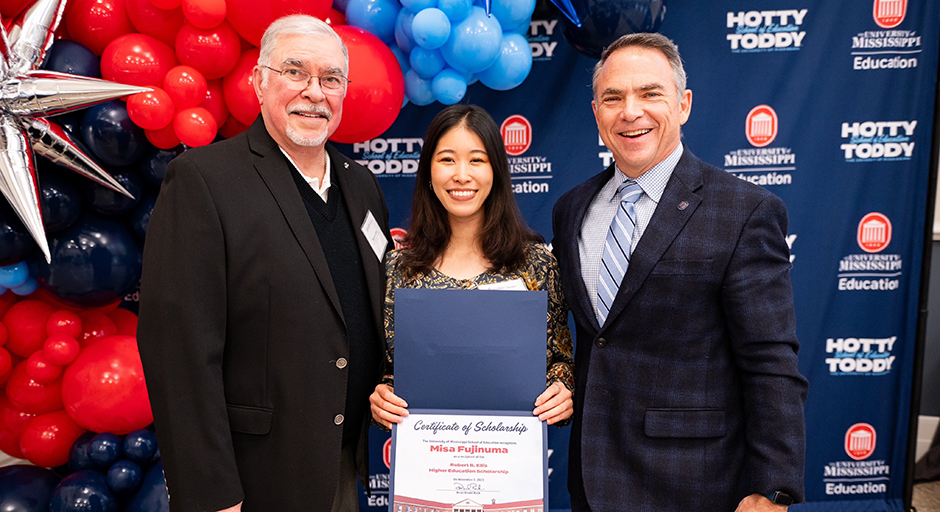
[
  {"x1": 533, "y1": 381, "x2": 573, "y2": 424},
  {"x1": 370, "y1": 384, "x2": 409, "y2": 428}
]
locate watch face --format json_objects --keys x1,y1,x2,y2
[{"x1": 772, "y1": 491, "x2": 794, "y2": 506}]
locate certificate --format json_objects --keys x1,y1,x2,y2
[{"x1": 390, "y1": 410, "x2": 547, "y2": 511}]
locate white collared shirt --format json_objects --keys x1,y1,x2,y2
[
  {"x1": 578, "y1": 143, "x2": 684, "y2": 315},
  {"x1": 279, "y1": 147, "x2": 331, "y2": 202}
]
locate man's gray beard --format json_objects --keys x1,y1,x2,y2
[{"x1": 286, "y1": 124, "x2": 329, "y2": 147}]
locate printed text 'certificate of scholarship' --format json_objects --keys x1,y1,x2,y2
[{"x1": 390, "y1": 289, "x2": 549, "y2": 512}]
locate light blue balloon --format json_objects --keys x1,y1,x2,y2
[
  {"x1": 0, "y1": 261, "x2": 29, "y2": 289},
  {"x1": 476, "y1": 32, "x2": 532, "y2": 90},
  {"x1": 410, "y1": 47, "x2": 447, "y2": 79},
  {"x1": 412, "y1": 8, "x2": 451, "y2": 49},
  {"x1": 509, "y1": 16, "x2": 532, "y2": 35},
  {"x1": 395, "y1": 9, "x2": 418, "y2": 53},
  {"x1": 431, "y1": 68, "x2": 468, "y2": 104},
  {"x1": 390, "y1": 46, "x2": 411, "y2": 75},
  {"x1": 438, "y1": 0, "x2": 472, "y2": 21},
  {"x1": 345, "y1": 0, "x2": 401, "y2": 44},
  {"x1": 440, "y1": 6, "x2": 503, "y2": 73},
  {"x1": 404, "y1": 69, "x2": 436, "y2": 105},
  {"x1": 490, "y1": 0, "x2": 535, "y2": 30},
  {"x1": 400, "y1": 0, "x2": 436, "y2": 14},
  {"x1": 11, "y1": 277, "x2": 37, "y2": 296}
]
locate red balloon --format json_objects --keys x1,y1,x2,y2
[
  {"x1": 79, "y1": 311, "x2": 118, "y2": 347},
  {"x1": 19, "y1": 411, "x2": 86, "y2": 468},
  {"x1": 101, "y1": 33, "x2": 179, "y2": 88},
  {"x1": 43, "y1": 335, "x2": 82, "y2": 366},
  {"x1": 183, "y1": 0, "x2": 226, "y2": 29},
  {"x1": 3, "y1": 300, "x2": 55, "y2": 358},
  {"x1": 0, "y1": 290, "x2": 20, "y2": 319},
  {"x1": 46, "y1": 310, "x2": 83, "y2": 339},
  {"x1": 175, "y1": 107, "x2": 218, "y2": 147},
  {"x1": 109, "y1": 309, "x2": 139, "y2": 337},
  {"x1": 6, "y1": 363, "x2": 63, "y2": 415},
  {"x1": 225, "y1": 0, "x2": 331, "y2": 47},
  {"x1": 24, "y1": 352, "x2": 61, "y2": 384},
  {"x1": 175, "y1": 21, "x2": 241, "y2": 79},
  {"x1": 149, "y1": 0, "x2": 182, "y2": 9},
  {"x1": 0, "y1": 0, "x2": 32, "y2": 18},
  {"x1": 330, "y1": 26, "x2": 404, "y2": 143},
  {"x1": 66, "y1": 0, "x2": 135, "y2": 55},
  {"x1": 30, "y1": 288, "x2": 81, "y2": 312},
  {"x1": 127, "y1": 88, "x2": 177, "y2": 130},
  {"x1": 164, "y1": 65, "x2": 208, "y2": 109},
  {"x1": 0, "y1": 323, "x2": 8, "y2": 347},
  {"x1": 0, "y1": 396, "x2": 35, "y2": 436},
  {"x1": 201, "y1": 79, "x2": 229, "y2": 126},
  {"x1": 218, "y1": 115, "x2": 249, "y2": 139},
  {"x1": 127, "y1": 0, "x2": 185, "y2": 47},
  {"x1": 146, "y1": 123, "x2": 182, "y2": 149},
  {"x1": 0, "y1": 430, "x2": 24, "y2": 459},
  {"x1": 222, "y1": 49, "x2": 260, "y2": 126},
  {"x1": 327, "y1": 8, "x2": 346, "y2": 26},
  {"x1": 62, "y1": 335, "x2": 153, "y2": 434},
  {"x1": 0, "y1": 348, "x2": 12, "y2": 384}
]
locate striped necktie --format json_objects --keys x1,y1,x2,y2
[{"x1": 597, "y1": 180, "x2": 643, "y2": 325}]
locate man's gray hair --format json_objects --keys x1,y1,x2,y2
[
  {"x1": 257, "y1": 15, "x2": 349, "y2": 86},
  {"x1": 591, "y1": 32, "x2": 687, "y2": 100}
]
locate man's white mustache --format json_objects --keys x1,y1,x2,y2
[{"x1": 288, "y1": 105, "x2": 332, "y2": 121}]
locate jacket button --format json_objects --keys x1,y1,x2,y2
[
  {"x1": 595, "y1": 337, "x2": 607, "y2": 348},
  {"x1": 336, "y1": 358, "x2": 348, "y2": 369},
  {"x1": 334, "y1": 414, "x2": 344, "y2": 425}
]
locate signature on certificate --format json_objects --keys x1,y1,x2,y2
[{"x1": 454, "y1": 482, "x2": 483, "y2": 491}]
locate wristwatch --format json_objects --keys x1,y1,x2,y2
[{"x1": 768, "y1": 491, "x2": 794, "y2": 506}]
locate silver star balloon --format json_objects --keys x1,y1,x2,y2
[{"x1": 0, "y1": 0, "x2": 150, "y2": 263}]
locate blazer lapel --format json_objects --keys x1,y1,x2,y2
[
  {"x1": 600, "y1": 150, "x2": 704, "y2": 333},
  {"x1": 566, "y1": 165, "x2": 616, "y2": 333},
  {"x1": 247, "y1": 118, "x2": 346, "y2": 324},
  {"x1": 329, "y1": 144, "x2": 385, "y2": 329}
]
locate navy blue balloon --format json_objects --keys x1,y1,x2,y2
[
  {"x1": 80, "y1": 101, "x2": 148, "y2": 167},
  {"x1": 49, "y1": 470, "x2": 118, "y2": 512},
  {"x1": 124, "y1": 461, "x2": 168, "y2": 512},
  {"x1": 42, "y1": 39, "x2": 101, "y2": 78},
  {"x1": 106, "y1": 460, "x2": 142, "y2": 494},
  {"x1": 87, "y1": 433, "x2": 123, "y2": 469},
  {"x1": 69, "y1": 432, "x2": 97, "y2": 472},
  {"x1": 562, "y1": 0, "x2": 666, "y2": 59},
  {"x1": 83, "y1": 168, "x2": 143, "y2": 216},
  {"x1": 30, "y1": 213, "x2": 143, "y2": 307},
  {"x1": 0, "y1": 202, "x2": 35, "y2": 266},
  {"x1": 123, "y1": 429, "x2": 158, "y2": 464},
  {"x1": 0, "y1": 464, "x2": 62, "y2": 512},
  {"x1": 38, "y1": 162, "x2": 83, "y2": 234},
  {"x1": 138, "y1": 146, "x2": 183, "y2": 187},
  {"x1": 129, "y1": 193, "x2": 157, "y2": 242},
  {"x1": 55, "y1": 112, "x2": 85, "y2": 137}
]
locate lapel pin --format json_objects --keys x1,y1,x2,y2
[
  {"x1": 678, "y1": 201, "x2": 689, "y2": 210},
  {"x1": 344, "y1": 162, "x2": 349, "y2": 169}
]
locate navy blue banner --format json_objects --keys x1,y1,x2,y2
[{"x1": 340, "y1": 2, "x2": 940, "y2": 509}]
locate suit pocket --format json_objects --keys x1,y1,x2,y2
[
  {"x1": 644, "y1": 408, "x2": 726, "y2": 439},
  {"x1": 227, "y1": 404, "x2": 274, "y2": 435},
  {"x1": 650, "y1": 259, "x2": 713, "y2": 275}
]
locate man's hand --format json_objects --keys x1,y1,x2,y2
[
  {"x1": 218, "y1": 503, "x2": 242, "y2": 512},
  {"x1": 735, "y1": 494, "x2": 787, "y2": 512}
]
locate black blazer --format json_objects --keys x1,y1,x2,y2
[
  {"x1": 137, "y1": 117, "x2": 390, "y2": 512},
  {"x1": 552, "y1": 149, "x2": 808, "y2": 511}
]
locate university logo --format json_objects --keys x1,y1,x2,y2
[
  {"x1": 745, "y1": 105, "x2": 778, "y2": 148},
  {"x1": 390, "y1": 227, "x2": 408, "y2": 250},
  {"x1": 383, "y1": 438, "x2": 392, "y2": 468},
  {"x1": 874, "y1": 0, "x2": 907, "y2": 29},
  {"x1": 845, "y1": 423, "x2": 877, "y2": 461},
  {"x1": 501, "y1": 115, "x2": 532, "y2": 156},
  {"x1": 857, "y1": 213, "x2": 892, "y2": 253}
]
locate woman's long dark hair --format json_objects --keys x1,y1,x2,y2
[{"x1": 399, "y1": 104, "x2": 541, "y2": 278}]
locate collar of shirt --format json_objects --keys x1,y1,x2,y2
[
  {"x1": 279, "y1": 147, "x2": 331, "y2": 202},
  {"x1": 609, "y1": 142, "x2": 684, "y2": 204}
]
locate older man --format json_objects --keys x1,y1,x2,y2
[
  {"x1": 552, "y1": 33, "x2": 808, "y2": 511},
  {"x1": 137, "y1": 15, "x2": 390, "y2": 512}
]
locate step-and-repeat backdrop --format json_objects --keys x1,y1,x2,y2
[{"x1": 335, "y1": 1, "x2": 940, "y2": 510}]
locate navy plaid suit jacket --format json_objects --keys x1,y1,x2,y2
[{"x1": 552, "y1": 148, "x2": 808, "y2": 511}]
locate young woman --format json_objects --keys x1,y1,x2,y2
[{"x1": 369, "y1": 104, "x2": 573, "y2": 428}]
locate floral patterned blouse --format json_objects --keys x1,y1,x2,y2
[{"x1": 381, "y1": 243, "x2": 575, "y2": 398}]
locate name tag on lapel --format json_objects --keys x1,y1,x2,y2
[{"x1": 360, "y1": 210, "x2": 388, "y2": 263}]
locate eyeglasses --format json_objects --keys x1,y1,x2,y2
[{"x1": 262, "y1": 65, "x2": 350, "y2": 92}]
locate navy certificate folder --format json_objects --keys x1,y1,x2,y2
[{"x1": 394, "y1": 288, "x2": 547, "y2": 411}]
